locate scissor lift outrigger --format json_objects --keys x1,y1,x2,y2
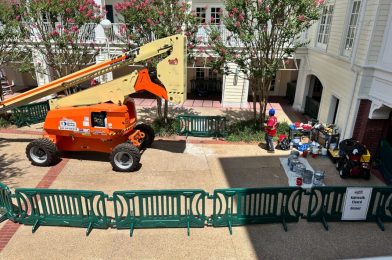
[{"x1": 0, "y1": 35, "x2": 187, "y2": 172}]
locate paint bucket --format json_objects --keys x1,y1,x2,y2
[
  {"x1": 321, "y1": 148, "x2": 328, "y2": 156},
  {"x1": 303, "y1": 170, "x2": 313, "y2": 184},
  {"x1": 312, "y1": 147, "x2": 319, "y2": 155},
  {"x1": 313, "y1": 170, "x2": 325, "y2": 186},
  {"x1": 290, "y1": 159, "x2": 300, "y2": 171},
  {"x1": 294, "y1": 163, "x2": 306, "y2": 177},
  {"x1": 288, "y1": 154, "x2": 299, "y2": 167}
]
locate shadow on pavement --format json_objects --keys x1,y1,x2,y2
[
  {"x1": 0, "y1": 139, "x2": 25, "y2": 182},
  {"x1": 61, "y1": 151, "x2": 109, "y2": 162},
  {"x1": 151, "y1": 140, "x2": 186, "y2": 153},
  {"x1": 218, "y1": 153, "x2": 390, "y2": 259},
  {"x1": 137, "y1": 106, "x2": 200, "y2": 124}
]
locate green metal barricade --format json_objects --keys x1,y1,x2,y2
[
  {"x1": 177, "y1": 115, "x2": 227, "y2": 137},
  {"x1": 306, "y1": 186, "x2": 392, "y2": 231},
  {"x1": 306, "y1": 186, "x2": 347, "y2": 230},
  {"x1": 367, "y1": 187, "x2": 392, "y2": 231},
  {"x1": 212, "y1": 187, "x2": 303, "y2": 233},
  {"x1": 12, "y1": 100, "x2": 50, "y2": 127},
  {"x1": 0, "y1": 183, "x2": 15, "y2": 223},
  {"x1": 113, "y1": 189, "x2": 207, "y2": 236},
  {"x1": 14, "y1": 188, "x2": 110, "y2": 235}
]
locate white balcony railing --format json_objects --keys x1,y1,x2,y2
[{"x1": 196, "y1": 25, "x2": 243, "y2": 47}]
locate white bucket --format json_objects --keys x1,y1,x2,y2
[
  {"x1": 312, "y1": 147, "x2": 319, "y2": 154},
  {"x1": 321, "y1": 148, "x2": 328, "y2": 156}
]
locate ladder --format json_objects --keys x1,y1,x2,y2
[{"x1": 0, "y1": 74, "x2": 14, "y2": 101}]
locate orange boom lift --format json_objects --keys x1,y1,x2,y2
[{"x1": 0, "y1": 35, "x2": 186, "y2": 171}]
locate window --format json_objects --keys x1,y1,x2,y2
[
  {"x1": 210, "y1": 7, "x2": 221, "y2": 25},
  {"x1": 196, "y1": 68, "x2": 205, "y2": 79},
  {"x1": 105, "y1": 5, "x2": 114, "y2": 23},
  {"x1": 196, "y1": 7, "x2": 206, "y2": 24},
  {"x1": 209, "y1": 69, "x2": 218, "y2": 79},
  {"x1": 343, "y1": 0, "x2": 361, "y2": 56},
  {"x1": 317, "y1": 5, "x2": 334, "y2": 48},
  {"x1": 270, "y1": 75, "x2": 276, "y2": 92}
]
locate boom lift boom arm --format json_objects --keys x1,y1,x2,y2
[{"x1": 0, "y1": 34, "x2": 186, "y2": 112}]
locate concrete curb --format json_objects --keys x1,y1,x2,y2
[{"x1": 0, "y1": 128, "x2": 266, "y2": 145}]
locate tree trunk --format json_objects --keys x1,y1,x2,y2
[
  {"x1": 251, "y1": 77, "x2": 257, "y2": 121},
  {"x1": 163, "y1": 99, "x2": 168, "y2": 123},
  {"x1": 156, "y1": 98, "x2": 163, "y2": 119}
]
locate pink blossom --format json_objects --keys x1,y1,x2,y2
[
  {"x1": 235, "y1": 21, "x2": 241, "y2": 28},
  {"x1": 16, "y1": 15, "x2": 21, "y2": 21},
  {"x1": 71, "y1": 25, "x2": 79, "y2": 32},
  {"x1": 315, "y1": 0, "x2": 325, "y2": 6},
  {"x1": 56, "y1": 24, "x2": 62, "y2": 29},
  {"x1": 232, "y1": 7, "x2": 238, "y2": 14},
  {"x1": 66, "y1": 8, "x2": 72, "y2": 13},
  {"x1": 67, "y1": 18, "x2": 74, "y2": 23},
  {"x1": 239, "y1": 13, "x2": 244, "y2": 21},
  {"x1": 297, "y1": 15, "x2": 305, "y2": 22},
  {"x1": 265, "y1": 5, "x2": 270, "y2": 13},
  {"x1": 157, "y1": 10, "x2": 163, "y2": 15},
  {"x1": 79, "y1": 5, "x2": 85, "y2": 12},
  {"x1": 258, "y1": 0, "x2": 263, "y2": 5},
  {"x1": 188, "y1": 43, "x2": 194, "y2": 49},
  {"x1": 50, "y1": 30, "x2": 59, "y2": 37}
]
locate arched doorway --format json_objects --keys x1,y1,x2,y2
[{"x1": 304, "y1": 75, "x2": 323, "y2": 119}]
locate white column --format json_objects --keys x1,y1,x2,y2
[
  {"x1": 293, "y1": 57, "x2": 310, "y2": 112},
  {"x1": 32, "y1": 51, "x2": 52, "y2": 86}
]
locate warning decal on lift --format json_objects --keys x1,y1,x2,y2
[{"x1": 59, "y1": 119, "x2": 78, "y2": 131}]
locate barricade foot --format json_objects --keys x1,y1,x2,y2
[
  {"x1": 32, "y1": 219, "x2": 40, "y2": 233},
  {"x1": 86, "y1": 222, "x2": 93, "y2": 236},
  {"x1": 376, "y1": 216, "x2": 385, "y2": 231},
  {"x1": 130, "y1": 223, "x2": 134, "y2": 237}
]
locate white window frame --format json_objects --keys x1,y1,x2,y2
[
  {"x1": 210, "y1": 7, "x2": 222, "y2": 25},
  {"x1": 316, "y1": 4, "x2": 334, "y2": 49},
  {"x1": 195, "y1": 7, "x2": 206, "y2": 24},
  {"x1": 193, "y1": 6, "x2": 224, "y2": 25},
  {"x1": 195, "y1": 68, "x2": 205, "y2": 80},
  {"x1": 342, "y1": 0, "x2": 361, "y2": 57}
]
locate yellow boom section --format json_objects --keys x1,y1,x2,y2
[{"x1": 0, "y1": 34, "x2": 186, "y2": 112}]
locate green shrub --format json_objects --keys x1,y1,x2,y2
[
  {"x1": 226, "y1": 119, "x2": 264, "y2": 143},
  {"x1": 151, "y1": 117, "x2": 180, "y2": 137},
  {"x1": 0, "y1": 113, "x2": 12, "y2": 128},
  {"x1": 276, "y1": 121, "x2": 290, "y2": 137}
]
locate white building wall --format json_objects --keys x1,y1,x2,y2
[{"x1": 367, "y1": 0, "x2": 391, "y2": 65}]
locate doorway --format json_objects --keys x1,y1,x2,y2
[{"x1": 328, "y1": 95, "x2": 340, "y2": 124}]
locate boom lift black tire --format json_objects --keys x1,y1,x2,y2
[
  {"x1": 339, "y1": 163, "x2": 349, "y2": 179},
  {"x1": 134, "y1": 123, "x2": 155, "y2": 149},
  {"x1": 26, "y1": 138, "x2": 60, "y2": 166},
  {"x1": 110, "y1": 143, "x2": 141, "y2": 172}
]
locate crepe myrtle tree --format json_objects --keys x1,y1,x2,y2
[
  {"x1": 0, "y1": 1, "x2": 20, "y2": 70},
  {"x1": 207, "y1": 0, "x2": 324, "y2": 124},
  {"x1": 115, "y1": 0, "x2": 198, "y2": 121},
  {"x1": 17, "y1": 0, "x2": 105, "y2": 94}
]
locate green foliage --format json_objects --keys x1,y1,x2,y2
[
  {"x1": 151, "y1": 118, "x2": 180, "y2": 137},
  {"x1": 115, "y1": 0, "x2": 198, "y2": 50},
  {"x1": 206, "y1": 0, "x2": 324, "y2": 122},
  {"x1": 15, "y1": 0, "x2": 103, "y2": 79},
  {"x1": 0, "y1": 113, "x2": 12, "y2": 128},
  {"x1": 226, "y1": 119, "x2": 264, "y2": 142},
  {"x1": 0, "y1": 0, "x2": 20, "y2": 68},
  {"x1": 276, "y1": 121, "x2": 290, "y2": 137}
]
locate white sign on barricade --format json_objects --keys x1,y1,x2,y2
[{"x1": 342, "y1": 187, "x2": 373, "y2": 220}]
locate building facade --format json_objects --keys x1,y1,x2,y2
[{"x1": 293, "y1": 0, "x2": 392, "y2": 155}]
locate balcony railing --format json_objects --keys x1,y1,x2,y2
[
  {"x1": 23, "y1": 22, "x2": 97, "y2": 43},
  {"x1": 196, "y1": 25, "x2": 243, "y2": 47}
]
